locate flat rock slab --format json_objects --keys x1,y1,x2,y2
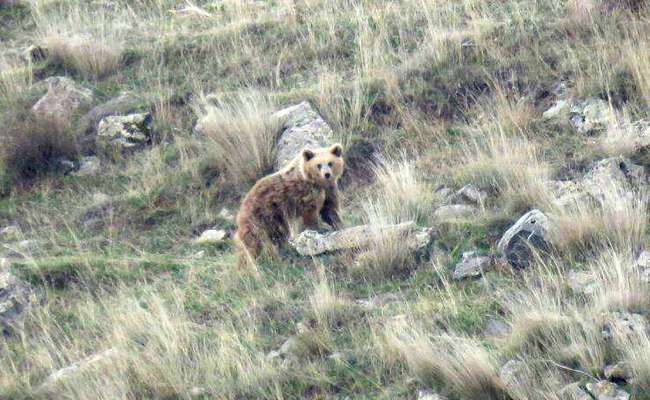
[
  {"x1": 290, "y1": 222, "x2": 432, "y2": 256},
  {"x1": 273, "y1": 102, "x2": 335, "y2": 169}
]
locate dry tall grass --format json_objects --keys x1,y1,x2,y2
[{"x1": 193, "y1": 91, "x2": 280, "y2": 188}]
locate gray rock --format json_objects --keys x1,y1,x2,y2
[
  {"x1": 567, "y1": 270, "x2": 599, "y2": 295},
  {"x1": 32, "y1": 77, "x2": 93, "y2": 122},
  {"x1": 558, "y1": 382, "x2": 592, "y2": 400},
  {"x1": 355, "y1": 292, "x2": 403, "y2": 310},
  {"x1": 452, "y1": 251, "x2": 493, "y2": 280},
  {"x1": 484, "y1": 319, "x2": 511, "y2": 338},
  {"x1": 96, "y1": 112, "x2": 153, "y2": 158},
  {"x1": 290, "y1": 222, "x2": 432, "y2": 256},
  {"x1": 455, "y1": 184, "x2": 487, "y2": 205},
  {"x1": 195, "y1": 229, "x2": 227, "y2": 244},
  {"x1": 73, "y1": 156, "x2": 101, "y2": 177},
  {"x1": 570, "y1": 98, "x2": 614, "y2": 134},
  {"x1": 637, "y1": 251, "x2": 650, "y2": 269},
  {"x1": 268, "y1": 337, "x2": 299, "y2": 359},
  {"x1": 637, "y1": 251, "x2": 650, "y2": 283},
  {"x1": 272, "y1": 102, "x2": 335, "y2": 169},
  {"x1": 543, "y1": 99, "x2": 570, "y2": 119},
  {"x1": 585, "y1": 381, "x2": 629, "y2": 400},
  {"x1": 0, "y1": 225, "x2": 21, "y2": 241},
  {"x1": 549, "y1": 179, "x2": 595, "y2": 209},
  {"x1": 433, "y1": 204, "x2": 477, "y2": 220},
  {"x1": 497, "y1": 210, "x2": 552, "y2": 269},
  {"x1": 57, "y1": 159, "x2": 76, "y2": 175},
  {"x1": 218, "y1": 208, "x2": 235, "y2": 223},
  {"x1": 582, "y1": 156, "x2": 646, "y2": 197},
  {"x1": 604, "y1": 362, "x2": 632, "y2": 381},
  {"x1": 78, "y1": 92, "x2": 144, "y2": 151},
  {"x1": 601, "y1": 312, "x2": 648, "y2": 341},
  {"x1": 499, "y1": 359, "x2": 531, "y2": 394},
  {"x1": 0, "y1": 259, "x2": 30, "y2": 335},
  {"x1": 417, "y1": 389, "x2": 447, "y2": 400},
  {"x1": 602, "y1": 119, "x2": 650, "y2": 155}
]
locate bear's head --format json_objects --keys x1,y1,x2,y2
[{"x1": 302, "y1": 144, "x2": 344, "y2": 188}]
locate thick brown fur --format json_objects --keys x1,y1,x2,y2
[{"x1": 235, "y1": 144, "x2": 344, "y2": 264}]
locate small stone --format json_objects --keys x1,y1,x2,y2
[
  {"x1": 585, "y1": 380, "x2": 629, "y2": 400},
  {"x1": 268, "y1": 337, "x2": 299, "y2": 359},
  {"x1": 558, "y1": 382, "x2": 591, "y2": 400},
  {"x1": 218, "y1": 208, "x2": 234, "y2": 222},
  {"x1": 0, "y1": 263, "x2": 30, "y2": 335},
  {"x1": 604, "y1": 362, "x2": 632, "y2": 381},
  {"x1": 73, "y1": 156, "x2": 101, "y2": 177},
  {"x1": 452, "y1": 251, "x2": 493, "y2": 280},
  {"x1": 435, "y1": 186, "x2": 454, "y2": 199},
  {"x1": 195, "y1": 229, "x2": 227, "y2": 244},
  {"x1": 193, "y1": 250, "x2": 206, "y2": 259},
  {"x1": 0, "y1": 225, "x2": 21, "y2": 241},
  {"x1": 484, "y1": 319, "x2": 511, "y2": 338},
  {"x1": 417, "y1": 389, "x2": 447, "y2": 400},
  {"x1": 190, "y1": 386, "x2": 207, "y2": 397},
  {"x1": 636, "y1": 251, "x2": 650, "y2": 269},
  {"x1": 456, "y1": 184, "x2": 486, "y2": 204},
  {"x1": 58, "y1": 159, "x2": 76, "y2": 175},
  {"x1": 543, "y1": 99, "x2": 570, "y2": 119},
  {"x1": 567, "y1": 270, "x2": 599, "y2": 295},
  {"x1": 433, "y1": 204, "x2": 477, "y2": 220},
  {"x1": 499, "y1": 359, "x2": 531, "y2": 394}
]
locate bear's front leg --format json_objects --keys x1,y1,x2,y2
[
  {"x1": 302, "y1": 207, "x2": 320, "y2": 231},
  {"x1": 320, "y1": 187, "x2": 342, "y2": 230}
]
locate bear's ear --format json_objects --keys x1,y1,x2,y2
[
  {"x1": 330, "y1": 143, "x2": 343, "y2": 157},
  {"x1": 302, "y1": 149, "x2": 315, "y2": 161}
]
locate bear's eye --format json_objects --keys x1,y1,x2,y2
[
  {"x1": 327, "y1": 162, "x2": 333, "y2": 167},
  {"x1": 317, "y1": 164, "x2": 322, "y2": 170}
]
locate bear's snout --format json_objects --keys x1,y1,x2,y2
[{"x1": 325, "y1": 172, "x2": 332, "y2": 179}]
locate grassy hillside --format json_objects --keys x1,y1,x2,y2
[{"x1": 0, "y1": 0, "x2": 649, "y2": 399}]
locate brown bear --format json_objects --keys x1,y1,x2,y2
[{"x1": 235, "y1": 144, "x2": 344, "y2": 263}]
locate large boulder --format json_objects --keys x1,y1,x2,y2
[
  {"x1": 582, "y1": 156, "x2": 646, "y2": 195},
  {"x1": 272, "y1": 102, "x2": 335, "y2": 169},
  {"x1": 290, "y1": 222, "x2": 432, "y2": 256},
  {"x1": 78, "y1": 92, "x2": 144, "y2": 152},
  {"x1": 497, "y1": 210, "x2": 552, "y2": 269},
  {"x1": 31, "y1": 77, "x2": 93, "y2": 122},
  {"x1": 0, "y1": 258, "x2": 31, "y2": 335},
  {"x1": 96, "y1": 112, "x2": 153, "y2": 158}
]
